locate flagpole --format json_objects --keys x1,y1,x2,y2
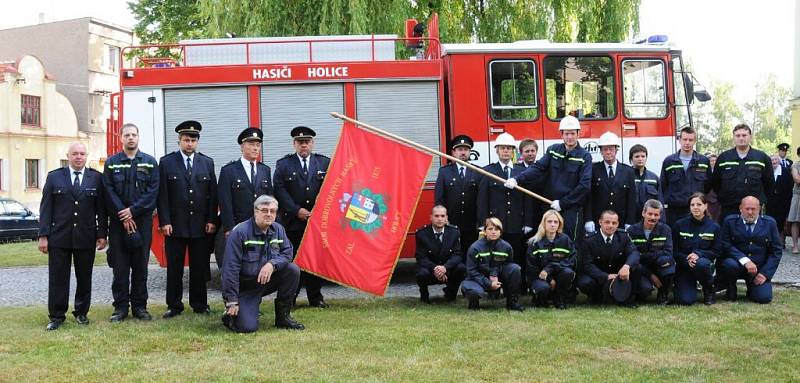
[{"x1": 330, "y1": 112, "x2": 553, "y2": 205}]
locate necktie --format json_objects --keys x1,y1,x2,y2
[
  {"x1": 459, "y1": 166, "x2": 465, "y2": 179},
  {"x1": 608, "y1": 165, "x2": 614, "y2": 178},
  {"x1": 504, "y1": 166, "x2": 511, "y2": 179},
  {"x1": 73, "y1": 171, "x2": 81, "y2": 192},
  {"x1": 747, "y1": 223, "x2": 753, "y2": 234},
  {"x1": 606, "y1": 236, "x2": 612, "y2": 245},
  {"x1": 302, "y1": 158, "x2": 308, "y2": 174},
  {"x1": 186, "y1": 157, "x2": 192, "y2": 176},
  {"x1": 250, "y1": 161, "x2": 256, "y2": 185},
  {"x1": 435, "y1": 232, "x2": 442, "y2": 242}
]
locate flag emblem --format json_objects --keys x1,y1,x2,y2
[{"x1": 340, "y1": 189, "x2": 387, "y2": 232}]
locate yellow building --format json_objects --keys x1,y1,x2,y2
[
  {"x1": 0, "y1": 55, "x2": 99, "y2": 211},
  {"x1": 793, "y1": 0, "x2": 800, "y2": 156}
]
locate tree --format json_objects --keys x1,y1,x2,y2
[
  {"x1": 745, "y1": 74, "x2": 792, "y2": 153},
  {"x1": 128, "y1": 0, "x2": 207, "y2": 44},
  {"x1": 694, "y1": 81, "x2": 744, "y2": 155}
]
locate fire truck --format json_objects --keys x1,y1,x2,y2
[{"x1": 108, "y1": 14, "x2": 708, "y2": 264}]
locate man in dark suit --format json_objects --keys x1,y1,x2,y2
[
  {"x1": 414, "y1": 205, "x2": 465, "y2": 303},
  {"x1": 777, "y1": 143, "x2": 793, "y2": 168},
  {"x1": 274, "y1": 126, "x2": 330, "y2": 308},
  {"x1": 766, "y1": 155, "x2": 793, "y2": 240},
  {"x1": 158, "y1": 120, "x2": 218, "y2": 318},
  {"x1": 216, "y1": 127, "x2": 273, "y2": 266},
  {"x1": 103, "y1": 123, "x2": 159, "y2": 322},
  {"x1": 478, "y1": 133, "x2": 529, "y2": 279},
  {"x1": 583, "y1": 132, "x2": 637, "y2": 234},
  {"x1": 434, "y1": 135, "x2": 479, "y2": 255},
  {"x1": 38, "y1": 142, "x2": 107, "y2": 330},
  {"x1": 575, "y1": 210, "x2": 641, "y2": 306},
  {"x1": 717, "y1": 196, "x2": 782, "y2": 303}
]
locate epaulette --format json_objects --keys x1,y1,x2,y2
[
  {"x1": 313, "y1": 153, "x2": 330, "y2": 159},
  {"x1": 415, "y1": 224, "x2": 431, "y2": 233},
  {"x1": 48, "y1": 167, "x2": 64, "y2": 174},
  {"x1": 85, "y1": 167, "x2": 101, "y2": 174},
  {"x1": 195, "y1": 152, "x2": 209, "y2": 158},
  {"x1": 222, "y1": 160, "x2": 237, "y2": 167},
  {"x1": 446, "y1": 223, "x2": 459, "y2": 229}
]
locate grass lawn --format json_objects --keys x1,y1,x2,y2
[
  {"x1": 0, "y1": 242, "x2": 152, "y2": 268},
  {"x1": 1, "y1": 290, "x2": 799, "y2": 382}
]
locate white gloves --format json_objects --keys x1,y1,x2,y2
[
  {"x1": 584, "y1": 221, "x2": 596, "y2": 233},
  {"x1": 504, "y1": 178, "x2": 517, "y2": 189},
  {"x1": 550, "y1": 200, "x2": 561, "y2": 212},
  {"x1": 523, "y1": 226, "x2": 533, "y2": 235}
]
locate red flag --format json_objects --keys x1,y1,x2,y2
[{"x1": 295, "y1": 123, "x2": 432, "y2": 296}]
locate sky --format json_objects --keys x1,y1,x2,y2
[{"x1": 0, "y1": 0, "x2": 795, "y2": 102}]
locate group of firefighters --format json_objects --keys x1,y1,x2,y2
[
  {"x1": 425, "y1": 115, "x2": 784, "y2": 312},
  {"x1": 37, "y1": 114, "x2": 786, "y2": 333}
]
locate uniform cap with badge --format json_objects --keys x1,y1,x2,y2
[
  {"x1": 777, "y1": 143, "x2": 790, "y2": 151},
  {"x1": 450, "y1": 134, "x2": 474, "y2": 150},
  {"x1": 176, "y1": 120, "x2": 202, "y2": 137},
  {"x1": 291, "y1": 126, "x2": 316, "y2": 141},
  {"x1": 238, "y1": 127, "x2": 263, "y2": 144}
]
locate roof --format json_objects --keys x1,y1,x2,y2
[
  {"x1": 442, "y1": 41, "x2": 675, "y2": 55},
  {"x1": 0, "y1": 63, "x2": 19, "y2": 75},
  {"x1": 0, "y1": 17, "x2": 132, "y2": 34}
]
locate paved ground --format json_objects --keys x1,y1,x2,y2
[{"x1": 2, "y1": 250, "x2": 799, "y2": 308}]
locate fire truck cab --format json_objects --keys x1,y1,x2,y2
[{"x1": 109, "y1": 15, "x2": 705, "y2": 263}]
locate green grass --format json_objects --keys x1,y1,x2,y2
[
  {"x1": 0, "y1": 242, "x2": 152, "y2": 268},
  {"x1": 1, "y1": 290, "x2": 799, "y2": 382}
]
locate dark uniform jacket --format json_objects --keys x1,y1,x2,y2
[
  {"x1": 221, "y1": 218, "x2": 293, "y2": 303},
  {"x1": 477, "y1": 162, "x2": 525, "y2": 233},
  {"x1": 465, "y1": 238, "x2": 514, "y2": 290},
  {"x1": 626, "y1": 222, "x2": 673, "y2": 277},
  {"x1": 720, "y1": 214, "x2": 782, "y2": 280},
  {"x1": 585, "y1": 161, "x2": 638, "y2": 225},
  {"x1": 415, "y1": 224, "x2": 463, "y2": 272},
  {"x1": 672, "y1": 215, "x2": 721, "y2": 262},
  {"x1": 525, "y1": 233, "x2": 577, "y2": 282},
  {"x1": 38, "y1": 167, "x2": 107, "y2": 249},
  {"x1": 273, "y1": 153, "x2": 329, "y2": 232},
  {"x1": 634, "y1": 168, "x2": 660, "y2": 214},
  {"x1": 515, "y1": 143, "x2": 592, "y2": 211},
  {"x1": 660, "y1": 151, "x2": 711, "y2": 209},
  {"x1": 103, "y1": 150, "x2": 159, "y2": 220},
  {"x1": 766, "y1": 165, "x2": 793, "y2": 223},
  {"x1": 711, "y1": 148, "x2": 773, "y2": 208},
  {"x1": 434, "y1": 163, "x2": 479, "y2": 231},
  {"x1": 157, "y1": 151, "x2": 218, "y2": 238},
  {"x1": 217, "y1": 159, "x2": 273, "y2": 233},
  {"x1": 580, "y1": 230, "x2": 640, "y2": 280}
]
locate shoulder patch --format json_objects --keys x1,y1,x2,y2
[{"x1": 416, "y1": 224, "x2": 431, "y2": 233}]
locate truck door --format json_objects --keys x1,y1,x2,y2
[{"x1": 482, "y1": 57, "x2": 542, "y2": 165}]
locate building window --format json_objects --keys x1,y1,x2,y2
[
  {"x1": 21, "y1": 95, "x2": 41, "y2": 126},
  {"x1": 25, "y1": 159, "x2": 39, "y2": 189},
  {"x1": 60, "y1": 159, "x2": 69, "y2": 168},
  {"x1": 106, "y1": 44, "x2": 120, "y2": 72}
]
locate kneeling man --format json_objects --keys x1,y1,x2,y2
[
  {"x1": 717, "y1": 196, "x2": 782, "y2": 303},
  {"x1": 221, "y1": 195, "x2": 304, "y2": 332},
  {"x1": 415, "y1": 205, "x2": 466, "y2": 303}
]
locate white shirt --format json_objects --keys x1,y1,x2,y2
[
  {"x1": 240, "y1": 157, "x2": 256, "y2": 182},
  {"x1": 604, "y1": 161, "x2": 618, "y2": 177},
  {"x1": 601, "y1": 232, "x2": 614, "y2": 243},
  {"x1": 180, "y1": 151, "x2": 195, "y2": 170},
  {"x1": 739, "y1": 218, "x2": 759, "y2": 265},
  {"x1": 68, "y1": 166, "x2": 85, "y2": 186},
  {"x1": 773, "y1": 165, "x2": 782, "y2": 181}
]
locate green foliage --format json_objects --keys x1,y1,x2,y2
[
  {"x1": 695, "y1": 76, "x2": 792, "y2": 156},
  {"x1": 2, "y1": 293, "x2": 800, "y2": 381},
  {"x1": 130, "y1": 0, "x2": 640, "y2": 43}
]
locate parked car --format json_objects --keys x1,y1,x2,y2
[{"x1": 0, "y1": 198, "x2": 39, "y2": 242}]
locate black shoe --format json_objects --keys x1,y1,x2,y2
[
  {"x1": 132, "y1": 308, "x2": 152, "y2": 321},
  {"x1": 656, "y1": 288, "x2": 669, "y2": 306},
  {"x1": 309, "y1": 300, "x2": 329, "y2": 309},
  {"x1": 506, "y1": 296, "x2": 525, "y2": 312},
  {"x1": 725, "y1": 284, "x2": 738, "y2": 301},
  {"x1": 468, "y1": 297, "x2": 480, "y2": 310},
  {"x1": 553, "y1": 295, "x2": 567, "y2": 310},
  {"x1": 162, "y1": 309, "x2": 182, "y2": 319},
  {"x1": 110, "y1": 310, "x2": 128, "y2": 322},
  {"x1": 46, "y1": 320, "x2": 63, "y2": 331},
  {"x1": 419, "y1": 286, "x2": 430, "y2": 304},
  {"x1": 443, "y1": 287, "x2": 457, "y2": 302},
  {"x1": 193, "y1": 307, "x2": 212, "y2": 315},
  {"x1": 702, "y1": 286, "x2": 716, "y2": 305},
  {"x1": 275, "y1": 300, "x2": 305, "y2": 330},
  {"x1": 75, "y1": 314, "x2": 89, "y2": 325},
  {"x1": 222, "y1": 313, "x2": 236, "y2": 331}
]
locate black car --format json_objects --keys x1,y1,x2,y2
[{"x1": 0, "y1": 198, "x2": 39, "y2": 242}]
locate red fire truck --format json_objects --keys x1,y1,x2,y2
[{"x1": 108, "y1": 14, "x2": 708, "y2": 264}]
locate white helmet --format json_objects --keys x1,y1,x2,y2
[
  {"x1": 597, "y1": 131, "x2": 620, "y2": 147},
  {"x1": 558, "y1": 115, "x2": 581, "y2": 131},
  {"x1": 493, "y1": 132, "x2": 516, "y2": 148}
]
